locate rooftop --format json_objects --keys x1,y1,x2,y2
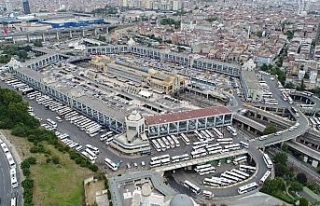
[{"x1": 145, "y1": 105, "x2": 231, "y2": 125}]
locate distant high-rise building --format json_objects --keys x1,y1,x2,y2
[
  {"x1": 22, "y1": 0, "x2": 31, "y2": 14},
  {"x1": 5, "y1": 0, "x2": 12, "y2": 12}
]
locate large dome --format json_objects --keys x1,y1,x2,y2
[{"x1": 170, "y1": 194, "x2": 194, "y2": 206}]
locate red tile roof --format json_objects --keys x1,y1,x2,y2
[{"x1": 145, "y1": 106, "x2": 231, "y2": 125}]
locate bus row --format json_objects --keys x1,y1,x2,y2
[
  {"x1": 4, "y1": 78, "x2": 35, "y2": 94},
  {"x1": 35, "y1": 95, "x2": 103, "y2": 137},
  {"x1": 191, "y1": 142, "x2": 244, "y2": 159},
  {"x1": 203, "y1": 168, "x2": 251, "y2": 187},
  {"x1": 0, "y1": 138, "x2": 18, "y2": 189},
  {"x1": 309, "y1": 117, "x2": 320, "y2": 126},
  {"x1": 150, "y1": 135, "x2": 181, "y2": 152},
  {"x1": 194, "y1": 128, "x2": 223, "y2": 141}
]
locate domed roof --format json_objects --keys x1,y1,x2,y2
[
  {"x1": 170, "y1": 194, "x2": 194, "y2": 206},
  {"x1": 127, "y1": 110, "x2": 142, "y2": 121}
]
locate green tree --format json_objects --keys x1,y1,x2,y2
[
  {"x1": 273, "y1": 152, "x2": 288, "y2": 165},
  {"x1": 33, "y1": 40, "x2": 43, "y2": 47},
  {"x1": 98, "y1": 35, "x2": 106, "y2": 42},
  {"x1": 256, "y1": 30, "x2": 263, "y2": 37},
  {"x1": 290, "y1": 181, "x2": 303, "y2": 191},
  {"x1": 286, "y1": 30, "x2": 294, "y2": 40},
  {"x1": 264, "y1": 124, "x2": 277, "y2": 135},
  {"x1": 52, "y1": 156, "x2": 60, "y2": 164},
  {"x1": 285, "y1": 82, "x2": 295, "y2": 89},
  {"x1": 299, "y1": 198, "x2": 309, "y2": 206},
  {"x1": 297, "y1": 173, "x2": 308, "y2": 185}
]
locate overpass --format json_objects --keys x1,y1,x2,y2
[
  {"x1": 290, "y1": 91, "x2": 320, "y2": 114},
  {"x1": 286, "y1": 141, "x2": 320, "y2": 163},
  {"x1": 153, "y1": 149, "x2": 248, "y2": 173},
  {"x1": 233, "y1": 113, "x2": 266, "y2": 132}
]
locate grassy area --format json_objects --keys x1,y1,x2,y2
[
  {"x1": 274, "y1": 191, "x2": 296, "y2": 204},
  {"x1": 2, "y1": 130, "x2": 94, "y2": 206}
]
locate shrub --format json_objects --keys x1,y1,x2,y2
[
  {"x1": 52, "y1": 156, "x2": 60, "y2": 164},
  {"x1": 46, "y1": 158, "x2": 51, "y2": 163},
  {"x1": 26, "y1": 157, "x2": 37, "y2": 165}
]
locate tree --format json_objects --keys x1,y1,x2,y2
[
  {"x1": 290, "y1": 181, "x2": 303, "y2": 191},
  {"x1": 297, "y1": 173, "x2": 308, "y2": 185},
  {"x1": 273, "y1": 152, "x2": 288, "y2": 165},
  {"x1": 52, "y1": 156, "x2": 60, "y2": 164},
  {"x1": 299, "y1": 198, "x2": 309, "y2": 206},
  {"x1": 285, "y1": 82, "x2": 295, "y2": 89},
  {"x1": 33, "y1": 40, "x2": 43, "y2": 47},
  {"x1": 286, "y1": 30, "x2": 294, "y2": 40},
  {"x1": 256, "y1": 30, "x2": 263, "y2": 37},
  {"x1": 264, "y1": 124, "x2": 277, "y2": 135},
  {"x1": 98, "y1": 35, "x2": 106, "y2": 41}
]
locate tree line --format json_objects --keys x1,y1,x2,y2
[{"x1": 0, "y1": 87, "x2": 99, "y2": 205}]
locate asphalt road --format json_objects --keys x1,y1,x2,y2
[{"x1": 0, "y1": 146, "x2": 12, "y2": 206}]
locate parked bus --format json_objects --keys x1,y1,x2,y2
[
  {"x1": 263, "y1": 153, "x2": 273, "y2": 169},
  {"x1": 105, "y1": 157, "x2": 118, "y2": 171},
  {"x1": 233, "y1": 155, "x2": 247, "y2": 165},
  {"x1": 194, "y1": 130, "x2": 205, "y2": 140},
  {"x1": 46, "y1": 118, "x2": 57, "y2": 129},
  {"x1": 203, "y1": 177, "x2": 221, "y2": 187},
  {"x1": 221, "y1": 173, "x2": 240, "y2": 182},
  {"x1": 170, "y1": 134, "x2": 180, "y2": 147},
  {"x1": 161, "y1": 136, "x2": 171, "y2": 149},
  {"x1": 195, "y1": 164, "x2": 212, "y2": 172},
  {"x1": 171, "y1": 154, "x2": 189, "y2": 163},
  {"x1": 239, "y1": 165, "x2": 256, "y2": 173},
  {"x1": 157, "y1": 139, "x2": 167, "y2": 151},
  {"x1": 238, "y1": 182, "x2": 258, "y2": 194},
  {"x1": 226, "y1": 126, "x2": 237, "y2": 136},
  {"x1": 11, "y1": 196, "x2": 17, "y2": 206},
  {"x1": 81, "y1": 151, "x2": 96, "y2": 163},
  {"x1": 150, "y1": 154, "x2": 170, "y2": 167},
  {"x1": 166, "y1": 135, "x2": 175, "y2": 148},
  {"x1": 207, "y1": 146, "x2": 223, "y2": 155},
  {"x1": 291, "y1": 106, "x2": 298, "y2": 114},
  {"x1": 151, "y1": 139, "x2": 161, "y2": 152},
  {"x1": 202, "y1": 190, "x2": 214, "y2": 198},
  {"x1": 224, "y1": 143, "x2": 241, "y2": 151},
  {"x1": 180, "y1": 133, "x2": 190, "y2": 145},
  {"x1": 184, "y1": 180, "x2": 201, "y2": 194},
  {"x1": 240, "y1": 141, "x2": 249, "y2": 149},
  {"x1": 204, "y1": 129, "x2": 214, "y2": 138},
  {"x1": 216, "y1": 138, "x2": 233, "y2": 144},
  {"x1": 198, "y1": 167, "x2": 216, "y2": 176},
  {"x1": 86, "y1": 144, "x2": 100, "y2": 155},
  {"x1": 232, "y1": 169, "x2": 250, "y2": 178},
  {"x1": 225, "y1": 171, "x2": 246, "y2": 180},
  {"x1": 191, "y1": 148, "x2": 207, "y2": 158},
  {"x1": 201, "y1": 130, "x2": 210, "y2": 139},
  {"x1": 259, "y1": 170, "x2": 271, "y2": 184},
  {"x1": 212, "y1": 128, "x2": 223, "y2": 138}
]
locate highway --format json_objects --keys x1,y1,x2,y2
[{"x1": 0, "y1": 146, "x2": 12, "y2": 206}]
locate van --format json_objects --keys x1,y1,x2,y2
[
  {"x1": 274, "y1": 132, "x2": 282, "y2": 136},
  {"x1": 259, "y1": 135, "x2": 268, "y2": 141}
]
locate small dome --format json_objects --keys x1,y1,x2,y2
[
  {"x1": 170, "y1": 194, "x2": 194, "y2": 206},
  {"x1": 127, "y1": 110, "x2": 142, "y2": 121}
]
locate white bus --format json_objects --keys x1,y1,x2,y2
[
  {"x1": 192, "y1": 144, "x2": 207, "y2": 151},
  {"x1": 310, "y1": 118, "x2": 317, "y2": 125},
  {"x1": 150, "y1": 154, "x2": 170, "y2": 167},
  {"x1": 220, "y1": 177, "x2": 236, "y2": 185},
  {"x1": 191, "y1": 148, "x2": 207, "y2": 158},
  {"x1": 203, "y1": 177, "x2": 221, "y2": 187},
  {"x1": 105, "y1": 136, "x2": 114, "y2": 144},
  {"x1": 194, "y1": 130, "x2": 205, "y2": 141},
  {"x1": 205, "y1": 129, "x2": 214, "y2": 138},
  {"x1": 170, "y1": 135, "x2": 180, "y2": 147},
  {"x1": 151, "y1": 139, "x2": 161, "y2": 152},
  {"x1": 171, "y1": 154, "x2": 189, "y2": 163},
  {"x1": 221, "y1": 173, "x2": 240, "y2": 182},
  {"x1": 157, "y1": 139, "x2": 167, "y2": 151},
  {"x1": 233, "y1": 156, "x2": 247, "y2": 165},
  {"x1": 166, "y1": 135, "x2": 176, "y2": 148},
  {"x1": 202, "y1": 190, "x2": 214, "y2": 198},
  {"x1": 238, "y1": 182, "x2": 258, "y2": 194},
  {"x1": 46, "y1": 118, "x2": 57, "y2": 129},
  {"x1": 224, "y1": 143, "x2": 241, "y2": 151},
  {"x1": 206, "y1": 143, "x2": 220, "y2": 149},
  {"x1": 84, "y1": 148, "x2": 97, "y2": 159},
  {"x1": 162, "y1": 136, "x2": 171, "y2": 149},
  {"x1": 105, "y1": 157, "x2": 118, "y2": 171},
  {"x1": 240, "y1": 141, "x2": 249, "y2": 149},
  {"x1": 239, "y1": 165, "x2": 256, "y2": 173},
  {"x1": 81, "y1": 151, "x2": 96, "y2": 163},
  {"x1": 11, "y1": 196, "x2": 17, "y2": 206},
  {"x1": 195, "y1": 164, "x2": 212, "y2": 172},
  {"x1": 86, "y1": 144, "x2": 100, "y2": 155},
  {"x1": 232, "y1": 169, "x2": 250, "y2": 178},
  {"x1": 212, "y1": 128, "x2": 223, "y2": 139},
  {"x1": 216, "y1": 138, "x2": 233, "y2": 144},
  {"x1": 6, "y1": 153, "x2": 16, "y2": 169},
  {"x1": 201, "y1": 130, "x2": 210, "y2": 139},
  {"x1": 263, "y1": 153, "x2": 273, "y2": 169},
  {"x1": 207, "y1": 146, "x2": 223, "y2": 155},
  {"x1": 259, "y1": 170, "x2": 271, "y2": 184},
  {"x1": 180, "y1": 133, "x2": 190, "y2": 145},
  {"x1": 198, "y1": 167, "x2": 216, "y2": 176},
  {"x1": 225, "y1": 171, "x2": 246, "y2": 180},
  {"x1": 184, "y1": 180, "x2": 201, "y2": 194},
  {"x1": 226, "y1": 126, "x2": 237, "y2": 136}
]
